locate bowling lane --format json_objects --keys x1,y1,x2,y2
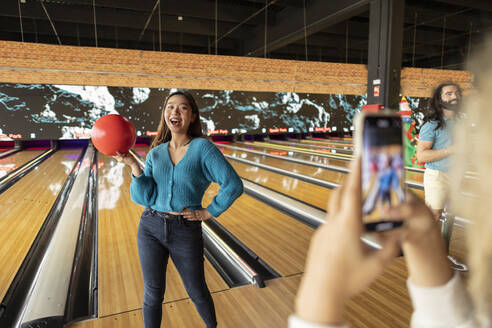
[
  {"x1": 0, "y1": 147, "x2": 14, "y2": 154},
  {"x1": 230, "y1": 142, "x2": 425, "y2": 185},
  {"x1": 229, "y1": 160, "x2": 333, "y2": 210},
  {"x1": 294, "y1": 140, "x2": 422, "y2": 183},
  {"x1": 221, "y1": 146, "x2": 346, "y2": 185},
  {"x1": 262, "y1": 141, "x2": 353, "y2": 158},
  {"x1": 229, "y1": 141, "x2": 350, "y2": 167},
  {"x1": 202, "y1": 183, "x2": 313, "y2": 276},
  {"x1": 298, "y1": 138, "x2": 353, "y2": 148},
  {"x1": 247, "y1": 140, "x2": 354, "y2": 162},
  {"x1": 0, "y1": 149, "x2": 47, "y2": 179},
  {"x1": 274, "y1": 139, "x2": 354, "y2": 153},
  {"x1": 285, "y1": 138, "x2": 424, "y2": 178},
  {"x1": 221, "y1": 145, "x2": 425, "y2": 198},
  {"x1": 97, "y1": 147, "x2": 228, "y2": 317},
  {"x1": 0, "y1": 149, "x2": 81, "y2": 301},
  {"x1": 222, "y1": 147, "x2": 466, "y2": 274}
]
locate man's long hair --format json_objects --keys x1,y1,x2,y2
[
  {"x1": 423, "y1": 81, "x2": 462, "y2": 130},
  {"x1": 150, "y1": 91, "x2": 204, "y2": 149}
]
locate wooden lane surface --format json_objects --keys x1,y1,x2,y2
[
  {"x1": 223, "y1": 146, "x2": 468, "y2": 259},
  {"x1": 68, "y1": 258, "x2": 415, "y2": 328},
  {"x1": 70, "y1": 144, "x2": 464, "y2": 328},
  {"x1": 313, "y1": 137, "x2": 353, "y2": 142},
  {"x1": 230, "y1": 141, "x2": 350, "y2": 167},
  {"x1": 222, "y1": 146, "x2": 347, "y2": 185},
  {"x1": 226, "y1": 147, "x2": 465, "y2": 264},
  {"x1": 203, "y1": 183, "x2": 313, "y2": 276},
  {"x1": 0, "y1": 149, "x2": 47, "y2": 178},
  {"x1": 221, "y1": 153, "x2": 467, "y2": 264},
  {"x1": 0, "y1": 149, "x2": 80, "y2": 301},
  {"x1": 97, "y1": 148, "x2": 228, "y2": 317},
  {"x1": 293, "y1": 141, "x2": 424, "y2": 184},
  {"x1": 297, "y1": 139, "x2": 481, "y2": 188},
  {"x1": 253, "y1": 140, "x2": 479, "y2": 201},
  {"x1": 299, "y1": 137, "x2": 353, "y2": 143},
  {"x1": 259, "y1": 141, "x2": 353, "y2": 159},
  {"x1": 222, "y1": 145, "x2": 425, "y2": 198},
  {"x1": 223, "y1": 148, "x2": 466, "y2": 265},
  {"x1": 221, "y1": 150, "x2": 471, "y2": 261},
  {"x1": 299, "y1": 138, "x2": 353, "y2": 148},
  {"x1": 233, "y1": 142, "x2": 425, "y2": 184},
  {"x1": 345, "y1": 258, "x2": 412, "y2": 327},
  {"x1": 226, "y1": 145, "x2": 466, "y2": 266},
  {"x1": 278, "y1": 140, "x2": 354, "y2": 153},
  {"x1": 67, "y1": 275, "x2": 301, "y2": 328},
  {"x1": 227, "y1": 158, "x2": 333, "y2": 210}
]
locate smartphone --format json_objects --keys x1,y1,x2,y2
[{"x1": 356, "y1": 112, "x2": 405, "y2": 231}]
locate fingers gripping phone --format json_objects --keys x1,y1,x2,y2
[{"x1": 355, "y1": 112, "x2": 405, "y2": 231}]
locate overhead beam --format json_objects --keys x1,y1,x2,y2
[
  {"x1": 9, "y1": 0, "x2": 265, "y2": 25},
  {"x1": 402, "y1": 45, "x2": 467, "y2": 66},
  {"x1": 282, "y1": 16, "x2": 461, "y2": 54},
  {"x1": 406, "y1": 7, "x2": 492, "y2": 38},
  {"x1": 271, "y1": 52, "x2": 366, "y2": 63},
  {"x1": 89, "y1": 0, "x2": 260, "y2": 24},
  {"x1": 367, "y1": 0, "x2": 405, "y2": 108},
  {"x1": 243, "y1": 0, "x2": 370, "y2": 56},
  {"x1": 316, "y1": 19, "x2": 465, "y2": 48},
  {"x1": 272, "y1": 43, "x2": 367, "y2": 59},
  {"x1": 0, "y1": 30, "x2": 234, "y2": 55},
  {"x1": 430, "y1": 0, "x2": 492, "y2": 12},
  {"x1": 1, "y1": 2, "x2": 252, "y2": 39},
  {"x1": 359, "y1": 8, "x2": 484, "y2": 33},
  {"x1": 0, "y1": 17, "x2": 236, "y2": 49},
  {"x1": 289, "y1": 36, "x2": 437, "y2": 57}
]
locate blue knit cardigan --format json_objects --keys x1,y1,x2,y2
[{"x1": 130, "y1": 138, "x2": 243, "y2": 217}]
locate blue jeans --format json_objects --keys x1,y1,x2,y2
[{"x1": 137, "y1": 208, "x2": 217, "y2": 328}]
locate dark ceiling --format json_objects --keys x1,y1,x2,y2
[{"x1": 1, "y1": 0, "x2": 491, "y2": 70}]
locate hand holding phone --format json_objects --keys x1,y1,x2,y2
[
  {"x1": 356, "y1": 112, "x2": 406, "y2": 231},
  {"x1": 294, "y1": 159, "x2": 402, "y2": 325}
]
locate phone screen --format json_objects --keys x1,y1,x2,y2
[{"x1": 361, "y1": 115, "x2": 405, "y2": 231}]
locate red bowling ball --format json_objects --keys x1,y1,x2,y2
[{"x1": 91, "y1": 114, "x2": 136, "y2": 156}]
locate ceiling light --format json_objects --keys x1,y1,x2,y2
[{"x1": 178, "y1": 16, "x2": 183, "y2": 21}]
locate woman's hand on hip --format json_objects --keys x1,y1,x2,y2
[{"x1": 180, "y1": 208, "x2": 212, "y2": 221}]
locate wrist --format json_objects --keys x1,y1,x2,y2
[
  {"x1": 402, "y1": 223, "x2": 441, "y2": 247},
  {"x1": 205, "y1": 207, "x2": 217, "y2": 219},
  {"x1": 402, "y1": 227, "x2": 452, "y2": 286},
  {"x1": 131, "y1": 164, "x2": 142, "y2": 176},
  {"x1": 295, "y1": 271, "x2": 347, "y2": 325},
  {"x1": 295, "y1": 286, "x2": 345, "y2": 325}
]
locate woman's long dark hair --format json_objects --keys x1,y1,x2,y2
[
  {"x1": 150, "y1": 91, "x2": 204, "y2": 149},
  {"x1": 423, "y1": 81, "x2": 462, "y2": 130}
]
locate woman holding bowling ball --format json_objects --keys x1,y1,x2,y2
[{"x1": 114, "y1": 91, "x2": 243, "y2": 328}]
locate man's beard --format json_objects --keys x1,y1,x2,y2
[{"x1": 441, "y1": 100, "x2": 460, "y2": 111}]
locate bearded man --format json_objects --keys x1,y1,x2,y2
[{"x1": 417, "y1": 82, "x2": 461, "y2": 221}]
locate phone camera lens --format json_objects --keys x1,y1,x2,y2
[{"x1": 377, "y1": 119, "x2": 389, "y2": 128}]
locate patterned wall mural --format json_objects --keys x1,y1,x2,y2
[{"x1": 0, "y1": 83, "x2": 428, "y2": 141}]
